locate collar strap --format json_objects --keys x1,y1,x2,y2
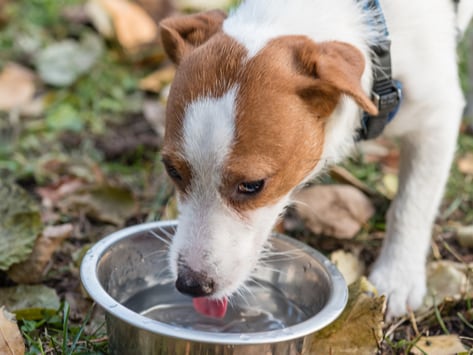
[{"x1": 356, "y1": 0, "x2": 403, "y2": 141}]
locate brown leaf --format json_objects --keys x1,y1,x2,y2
[
  {"x1": 93, "y1": 0, "x2": 158, "y2": 50},
  {"x1": 304, "y1": 277, "x2": 385, "y2": 354},
  {"x1": 456, "y1": 224, "x2": 473, "y2": 248},
  {"x1": 135, "y1": 0, "x2": 175, "y2": 24},
  {"x1": 36, "y1": 177, "x2": 86, "y2": 208},
  {"x1": 411, "y1": 335, "x2": 466, "y2": 355},
  {"x1": 8, "y1": 224, "x2": 73, "y2": 284},
  {"x1": 292, "y1": 184, "x2": 374, "y2": 239},
  {"x1": 0, "y1": 307, "x2": 25, "y2": 355},
  {"x1": 0, "y1": 63, "x2": 36, "y2": 111},
  {"x1": 59, "y1": 185, "x2": 137, "y2": 226},
  {"x1": 457, "y1": 152, "x2": 473, "y2": 175},
  {"x1": 0, "y1": 0, "x2": 8, "y2": 25},
  {"x1": 139, "y1": 65, "x2": 175, "y2": 93}
]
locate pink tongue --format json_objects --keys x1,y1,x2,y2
[{"x1": 192, "y1": 297, "x2": 228, "y2": 318}]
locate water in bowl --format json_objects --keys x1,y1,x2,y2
[{"x1": 124, "y1": 279, "x2": 309, "y2": 333}]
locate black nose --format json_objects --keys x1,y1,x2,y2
[{"x1": 175, "y1": 265, "x2": 215, "y2": 297}]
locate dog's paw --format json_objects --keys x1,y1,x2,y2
[{"x1": 369, "y1": 260, "x2": 426, "y2": 320}]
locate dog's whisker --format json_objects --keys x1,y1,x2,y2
[
  {"x1": 142, "y1": 249, "x2": 168, "y2": 259},
  {"x1": 156, "y1": 226, "x2": 176, "y2": 240},
  {"x1": 260, "y1": 252, "x2": 302, "y2": 263},
  {"x1": 148, "y1": 230, "x2": 171, "y2": 246},
  {"x1": 288, "y1": 199, "x2": 312, "y2": 209},
  {"x1": 255, "y1": 265, "x2": 288, "y2": 276},
  {"x1": 235, "y1": 285, "x2": 254, "y2": 307},
  {"x1": 246, "y1": 277, "x2": 274, "y2": 296}
]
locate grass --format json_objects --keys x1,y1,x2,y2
[{"x1": 20, "y1": 303, "x2": 108, "y2": 355}]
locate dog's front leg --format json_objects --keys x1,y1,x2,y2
[{"x1": 369, "y1": 109, "x2": 462, "y2": 319}]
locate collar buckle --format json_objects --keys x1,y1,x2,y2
[
  {"x1": 373, "y1": 79, "x2": 402, "y2": 117},
  {"x1": 357, "y1": 79, "x2": 402, "y2": 140}
]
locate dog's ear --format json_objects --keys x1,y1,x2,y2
[
  {"x1": 159, "y1": 10, "x2": 227, "y2": 64},
  {"x1": 295, "y1": 39, "x2": 378, "y2": 116}
]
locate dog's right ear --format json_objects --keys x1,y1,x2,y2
[{"x1": 159, "y1": 10, "x2": 227, "y2": 64}]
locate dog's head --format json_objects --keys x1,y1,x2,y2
[{"x1": 159, "y1": 10, "x2": 376, "y2": 303}]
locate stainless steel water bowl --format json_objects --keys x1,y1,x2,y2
[{"x1": 80, "y1": 221, "x2": 347, "y2": 355}]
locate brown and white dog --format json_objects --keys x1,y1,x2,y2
[{"x1": 158, "y1": 0, "x2": 473, "y2": 319}]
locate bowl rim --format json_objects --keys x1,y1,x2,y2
[{"x1": 80, "y1": 220, "x2": 348, "y2": 345}]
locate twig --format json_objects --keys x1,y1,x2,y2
[
  {"x1": 408, "y1": 309, "x2": 420, "y2": 336},
  {"x1": 384, "y1": 316, "x2": 409, "y2": 338},
  {"x1": 457, "y1": 312, "x2": 473, "y2": 330},
  {"x1": 442, "y1": 240, "x2": 466, "y2": 264}
]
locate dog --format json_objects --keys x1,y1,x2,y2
[{"x1": 158, "y1": 0, "x2": 473, "y2": 320}]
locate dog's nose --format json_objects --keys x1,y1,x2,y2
[{"x1": 175, "y1": 265, "x2": 215, "y2": 297}]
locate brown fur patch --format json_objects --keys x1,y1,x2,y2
[
  {"x1": 162, "y1": 33, "x2": 247, "y2": 196},
  {"x1": 163, "y1": 31, "x2": 372, "y2": 211},
  {"x1": 222, "y1": 36, "x2": 331, "y2": 211}
]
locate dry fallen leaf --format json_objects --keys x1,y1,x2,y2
[
  {"x1": 292, "y1": 184, "x2": 374, "y2": 239},
  {"x1": 0, "y1": 307, "x2": 25, "y2": 355},
  {"x1": 175, "y1": 0, "x2": 232, "y2": 11},
  {"x1": 330, "y1": 250, "x2": 365, "y2": 285},
  {"x1": 457, "y1": 152, "x2": 473, "y2": 175},
  {"x1": 135, "y1": 0, "x2": 175, "y2": 24},
  {"x1": 376, "y1": 173, "x2": 398, "y2": 200},
  {"x1": 8, "y1": 224, "x2": 73, "y2": 284},
  {"x1": 455, "y1": 224, "x2": 473, "y2": 248},
  {"x1": 36, "y1": 177, "x2": 86, "y2": 209},
  {"x1": 35, "y1": 32, "x2": 104, "y2": 87},
  {"x1": 423, "y1": 260, "x2": 472, "y2": 309},
  {"x1": 59, "y1": 185, "x2": 137, "y2": 226},
  {"x1": 0, "y1": 63, "x2": 36, "y2": 111},
  {"x1": 304, "y1": 277, "x2": 385, "y2": 354},
  {"x1": 92, "y1": 0, "x2": 158, "y2": 51},
  {"x1": 85, "y1": 0, "x2": 114, "y2": 38},
  {"x1": 0, "y1": 285, "x2": 60, "y2": 321},
  {"x1": 411, "y1": 335, "x2": 466, "y2": 355},
  {"x1": 139, "y1": 66, "x2": 175, "y2": 93}
]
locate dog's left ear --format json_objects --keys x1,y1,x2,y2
[
  {"x1": 159, "y1": 10, "x2": 227, "y2": 64},
  {"x1": 296, "y1": 39, "x2": 378, "y2": 116}
]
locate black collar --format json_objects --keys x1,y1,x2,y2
[{"x1": 356, "y1": 0, "x2": 402, "y2": 141}]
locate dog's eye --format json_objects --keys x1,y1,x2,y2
[
  {"x1": 165, "y1": 164, "x2": 182, "y2": 181},
  {"x1": 237, "y1": 180, "x2": 265, "y2": 195}
]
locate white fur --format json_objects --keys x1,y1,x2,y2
[
  {"x1": 170, "y1": 88, "x2": 291, "y2": 298},
  {"x1": 172, "y1": 0, "x2": 473, "y2": 318}
]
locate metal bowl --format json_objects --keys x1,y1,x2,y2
[{"x1": 80, "y1": 221, "x2": 347, "y2": 355}]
